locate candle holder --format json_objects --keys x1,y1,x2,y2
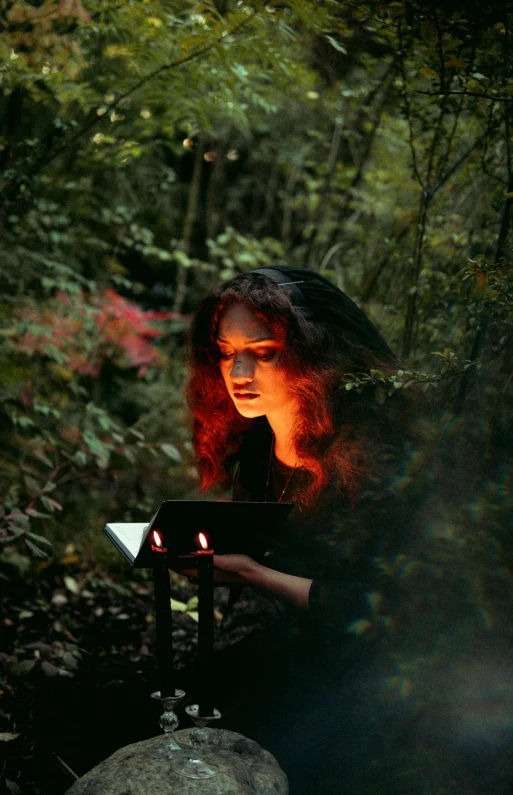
[
  {"x1": 175, "y1": 704, "x2": 221, "y2": 779},
  {"x1": 151, "y1": 689, "x2": 186, "y2": 753}
]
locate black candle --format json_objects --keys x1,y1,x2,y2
[
  {"x1": 151, "y1": 530, "x2": 175, "y2": 697},
  {"x1": 197, "y1": 532, "x2": 214, "y2": 717}
]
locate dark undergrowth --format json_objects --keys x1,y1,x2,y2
[{"x1": 0, "y1": 555, "x2": 219, "y2": 795}]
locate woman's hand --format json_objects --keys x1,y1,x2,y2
[
  {"x1": 217, "y1": 555, "x2": 313, "y2": 609},
  {"x1": 173, "y1": 554, "x2": 258, "y2": 585},
  {"x1": 213, "y1": 553, "x2": 258, "y2": 582},
  {"x1": 174, "y1": 554, "x2": 313, "y2": 608}
]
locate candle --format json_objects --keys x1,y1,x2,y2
[
  {"x1": 197, "y1": 531, "x2": 214, "y2": 717},
  {"x1": 151, "y1": 530, "x2": 175, "y2": 697}
]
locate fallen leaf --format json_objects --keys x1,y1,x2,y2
[
  {"x1": 64, "y1": 576, "x2": 79, "y2": 594},
  {"x1": 41, "y1": 661, "x2": 73, "y2": 678},
  {"x1": 62, "y1": 554, "x2": 80, "y2": 565},
  {"x1": 51, "y1": 593, "x2": 68, "y2": 606}
]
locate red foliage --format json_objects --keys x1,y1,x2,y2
[{"x1": 16, "y1": 288, "x2": 184, "y2": 378}]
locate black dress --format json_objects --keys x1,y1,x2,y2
[
  {"x1": 207, "y1": 418, "x2": 411, "y2": 795},
  {"x1": 205, "y1": 419, "x2": 513, "y2": 795}
]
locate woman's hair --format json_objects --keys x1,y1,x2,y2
[{"x1": 187, "y1": 272, "x2": 406, "y2": 506}]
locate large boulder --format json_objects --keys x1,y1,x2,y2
[{"x1": 65, "y1": 728, "x2": 288, "y2": 795}]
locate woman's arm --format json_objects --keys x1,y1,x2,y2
[{"x1": 214, "y1": 554, "x2": 312, "y2": 610}]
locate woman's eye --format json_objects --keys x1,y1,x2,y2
[{"x1": 218, "y1": 349, "x2": 277, "y2": 361}]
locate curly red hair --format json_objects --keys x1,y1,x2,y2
[{"x1": 187, "y1": 272, "x2": 404, "y2": 506}]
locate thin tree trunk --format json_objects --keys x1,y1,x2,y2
[
  {"x1": 360, "y1": 227, "x2": 410, "y2": 303},
  {"x1": 0, "y1": 87, "x2": 23, "y2": 173},
  {"x1": 454, "y1": 12, "x2": 512, "y2": 413},
  {"x1": 306, "y1": 110, "x2": 344, "y2": 269},
  {"x1": 453, "y1": 188, "x2": 513, "y2": 413},
  {"x1": 173, "y1": 136, "x2": 205, "y2": 314},
  {"x1": 205, "y1": 140, "x2": 227, "y2": 241},
  {"x1": 316, "y1": 64, "x2": 397, "y2": 269},
  {"x1": 401, "y1": 192, "x2": 430, "y2": 359},
  {"x1": 253, "y1": 163, "x2": 279, "y2": 236},
  {"x1": 281, "y1": 163, "x2": 299, "y2": 250}
]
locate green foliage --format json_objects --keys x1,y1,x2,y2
[
  {"x1": 207, "y1": 227, "x2": 284, "y2": 280},
  {"x1": 341, "y1": 350, "x2": 478, "y2": 402},
  {"x1": 0, "y1": 261, "x2": 185, "y2": 575}
]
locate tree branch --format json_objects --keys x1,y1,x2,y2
[
  {"x1": 454, "y1": 11, "x2": 513, "y2": 412},
  {"x1": 26, "y1": 9, "x2": 258, "y2": 178},
  {"x1": 432, "y1": 8, "x2": 446, "y2": 94},
  {"x1": 398, "y1": 22, "x2": 423, "y2": 188},
  {"x1": 415, "y1": 90, "x2": 513, "y2": 103}
]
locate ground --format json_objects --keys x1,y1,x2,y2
[{"x1": 0, "y1": 557, "x2": 248, "y2": 795}]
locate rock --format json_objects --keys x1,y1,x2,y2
[{"x1": 65, "y1": 728, "x2": 288, "y2": 795}]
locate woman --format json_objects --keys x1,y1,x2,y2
[{"x1": 185, "y1": 266, "x2": 414, "y2": 793}]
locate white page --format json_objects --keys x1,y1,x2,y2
[{"x1": 105, "y1": 522, "x2": 148, "y2": 564}]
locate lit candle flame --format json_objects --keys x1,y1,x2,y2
[
  {"x1": 153, "y1": 530, "x2": 163, "y2": 548},
  {"x1": 198, "y1": 532, "x2": 208, "y2": 550}
]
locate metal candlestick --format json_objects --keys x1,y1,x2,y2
[
  {"x1": 175, "y1": 704, "x2": 221, "y2": 779},
  {"x1": 151, "y1": 689, "x2": 186, "y2": 753}
]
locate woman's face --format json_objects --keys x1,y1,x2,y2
[{"x1": 216, "y1": 303, "x2": 299, "y2": 420}]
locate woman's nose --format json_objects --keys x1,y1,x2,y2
[{"x1": 230, "y1": 355, "x2": 254, "y2": 382}]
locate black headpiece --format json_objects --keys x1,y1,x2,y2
[{"x1": 253, "y1": 266, "x2": 396, "y2": 362}]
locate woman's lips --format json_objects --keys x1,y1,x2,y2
[{"x1": 233, "y1": 392, "x2": 259, "y2": 401}]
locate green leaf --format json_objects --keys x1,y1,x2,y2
[
  {"x1": 10, "y1": 659, "x2": 36, "y2": 678},
  {"x1": 161, "y1": 444, "x2": 181, "y2": 462},
  {"x1": 41, "y1": 496, "x2": 55, "y2": 513},
  {"x1": 64, "y1": 576, "x2": 79, "y2": 594},
  {"x1": 27, "y1": 531, "x2": 53, "y2": 547},
  {"x1": 443, "y1": 39, "x2": 464, "y2": 52},
  {"x1": 346, "y1": 618, "x2": 372, "y2": 635},
  {"x1": 123, "y1": 448, "x2": 136, "y2": 464},
  {"x1": 25, "y1": 539, "x2": 49, "y2": 559},
  {"x1": 324, "y1": 35, "x2": 347, "y2": 54},
  {"x1": 25, "y1": 508, "x2": 52, "y2": 519},
  {"x1": 72, "y1": 450, "x2": 88, "y2": 467},
  {"x1": 24, "y1": 475, "x2": 40, "y2": 495},
  {"x1": 83, "y1": 431, "x2": 110, "y2": 468}
]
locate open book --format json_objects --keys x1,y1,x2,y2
[
  {"x1": 104, "y1": 500, "x2": 293, "y2": 568},
  {"x1": 104, "y1": 522, "x2": 151, "y2": 567}
]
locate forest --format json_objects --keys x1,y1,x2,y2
[{"x1": 1, "y1": 0, "x2": 513, "y2": 793}]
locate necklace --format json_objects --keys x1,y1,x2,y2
[{"x1": 265, "y1": 434, "x2": 297, "y2": 502}]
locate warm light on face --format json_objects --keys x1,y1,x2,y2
[
  {"x1": 217, "y1": 304, "x2": 299, "y2": 422},
  {"x1": 153, "y1": 530, "x2": 163, "y2": 548},
  {"x1": 199, "y1": 532, "x2": 208, "y2": 550}
]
